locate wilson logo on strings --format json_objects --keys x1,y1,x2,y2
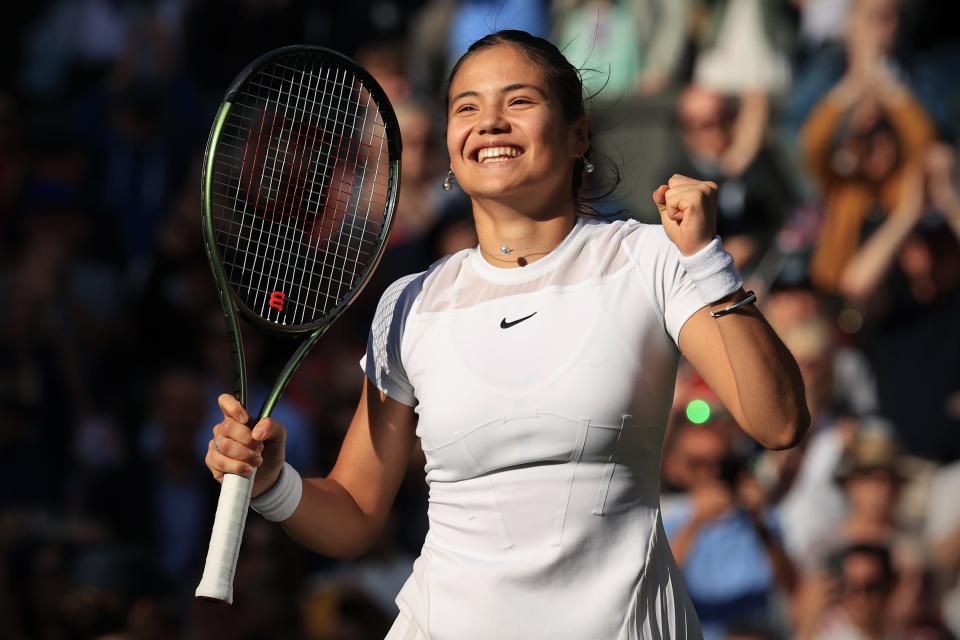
[{"x1": 268, "y1": 291, "x2": 286, "y2": 312}]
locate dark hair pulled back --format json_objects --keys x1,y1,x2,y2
[{"x1": 444, "y1": 30, "x2": 620, "y2": 217}]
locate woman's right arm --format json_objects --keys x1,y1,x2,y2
[{"x1": 207, "y1": 376, "x2": 418, "y2": 560}]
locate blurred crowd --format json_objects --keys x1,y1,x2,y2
[{"x1": 1, "y1": 0, "x2": 959, "y2": 639}]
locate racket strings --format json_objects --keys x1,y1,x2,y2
[{"x1": 211, "y1": 52, "x2": 392, "y2": 327}]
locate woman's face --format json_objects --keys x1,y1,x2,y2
[
  {"x1": 840, "y1": 553, "x2": 892, "y2": 629},
  {"x1": 846, "y1": 468, "x2": 900, "y2": 517},
  {"x1": 446, "y1": 44, "x2": 587, "y2": 211}
]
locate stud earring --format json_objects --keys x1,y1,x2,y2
[
  {"x1": 581, "y1": 156, "x2": 595, "y2": 174},
  {"x1": 442, "y1": 170, "x2": 456, "y2": 191}
]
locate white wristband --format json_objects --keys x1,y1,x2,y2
[
  {"x1": 250, "y1": 462, "x2": 302, "y2": 522},
  {"x1": 677, "y1": 236, "x2": 743, "y2": 305}
]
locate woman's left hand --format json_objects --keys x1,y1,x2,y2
[{"x1": 652, "y1": 175, "x2": 718, "y2": 256}]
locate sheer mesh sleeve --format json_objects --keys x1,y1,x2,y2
[{"x1": 360, "y1": 272, "x2": 424, "y2": 407}]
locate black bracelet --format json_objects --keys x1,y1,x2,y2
[{"x1": 710, "y1": 290, "x2": 758, "y2": 318}]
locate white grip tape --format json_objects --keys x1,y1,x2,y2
[{"x1": 195, "y1": 470, "x2": 256, "y2": 603}]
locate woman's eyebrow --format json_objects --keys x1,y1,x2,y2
[
  {"x1": 450, "y1": 83, "x2": 547, "y2": 104},
  {"x1": 449, "y1": 90, "x2": 479, "y2": 104},
  {"x1": 501, "y1": 83, "x2": 547, "y2": 97}
]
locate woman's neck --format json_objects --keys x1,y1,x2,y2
[{"x1": 472, "y1": 198, "x2": 578, "y2": 268}]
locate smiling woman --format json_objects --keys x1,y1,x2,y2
[
  {"x1": 204, "y1": 29, "x2": 810, "y2": 640},
  {"x1": 446, "y1": 44, "x2": 584, "y2": 222},
  {"x1": 446, "y1": 31, "x2": 596, "y2": 212}
]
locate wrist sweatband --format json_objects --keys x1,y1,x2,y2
[
  {"x1": 678, "y1": 236, "x2": 744, "y2": 305},
  {"x1": 250, "y1": 462, "x2": 302, "y2": 522}
]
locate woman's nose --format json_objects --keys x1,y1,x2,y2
[{"x1": 477, "y1": 107, "x2": 509, "y2": 136}]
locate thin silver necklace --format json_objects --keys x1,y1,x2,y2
[{"x1": 480, "y1": 244, "x2": 550, "y2": 267}]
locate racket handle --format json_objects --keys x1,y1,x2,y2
[{"x1": 195, "y1": 470, "x2": 256, "y2": 603}]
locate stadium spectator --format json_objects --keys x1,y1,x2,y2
[
  {"x1": 789, "y1": 0, "x2": 960, "y2": 145},
  {"x1": 664, "y1": 422, "x2": 797, "y2": 639},
  {"x1": 826, "y1": 423, "x2": 911, "y2": 557},
  {"x1": 690, "y1": 0, "x2": 795, "y2": 179},
  {"x1": 793, "y1": 543, "x2": 899, "y2": 639},
  {"x1": 838, "y1": 143, "x2": 960, "y2": 461},
  {"x1": 787, "y1": 0, "x2": 903, "y2": 141},
  {"x1": 663, "y1": 84, "x2": 797, "y2": 272},
  {"x1": 789, "y1": 422, "x2": 945, "y2": 638},
  {"x1": 801, "y1": 40, "x2": 935, "y2": 294}
]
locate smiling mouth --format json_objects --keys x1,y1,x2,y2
[{"x1": 473, "y1": 146, "x2": 524, "y2": 163}]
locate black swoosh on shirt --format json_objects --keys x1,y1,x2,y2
[{"x1": 500, "y1": 312, "x2": 537, "y2": 329}]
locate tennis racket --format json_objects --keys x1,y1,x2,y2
[{"x1": 194, "y1": 45, "x2": 401, "y2": 604}]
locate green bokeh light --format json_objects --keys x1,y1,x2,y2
[{"x1": 686, "y1": 399, "x2": 711, "y2": 424}]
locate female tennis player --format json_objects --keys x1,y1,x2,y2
[{"x1": 205, "y1": 30, "x2": 809, "y2": 639}]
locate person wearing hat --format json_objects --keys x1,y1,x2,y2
[
  {"x1": 831, "y1": 421, "x2": 908, "y2": 550},
  {"x1": 791, "y1": 425, "x2": 916, "y2": 639},
  {"x1": 795, "y1": 422, "x2": 915, "y2": 604}
]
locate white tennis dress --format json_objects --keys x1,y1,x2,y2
[{"x1": 363, "y1": 217, "x2": 705, "y2": 639}]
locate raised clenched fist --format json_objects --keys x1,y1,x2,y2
[{"x1": 652, "y1": 174, "x2": 718, "y2": 256}]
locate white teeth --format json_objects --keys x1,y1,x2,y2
[{"x1": 477, "y1": 146, "x2": 522, "y2": 162}]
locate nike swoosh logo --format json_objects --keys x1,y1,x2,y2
[{"x1": 500, "y1": 312, "x2": 537, "y2": 329}]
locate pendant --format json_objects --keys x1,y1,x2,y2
[{"x1": 500, "y1": 245, "x2": 512, "y2": 255}]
